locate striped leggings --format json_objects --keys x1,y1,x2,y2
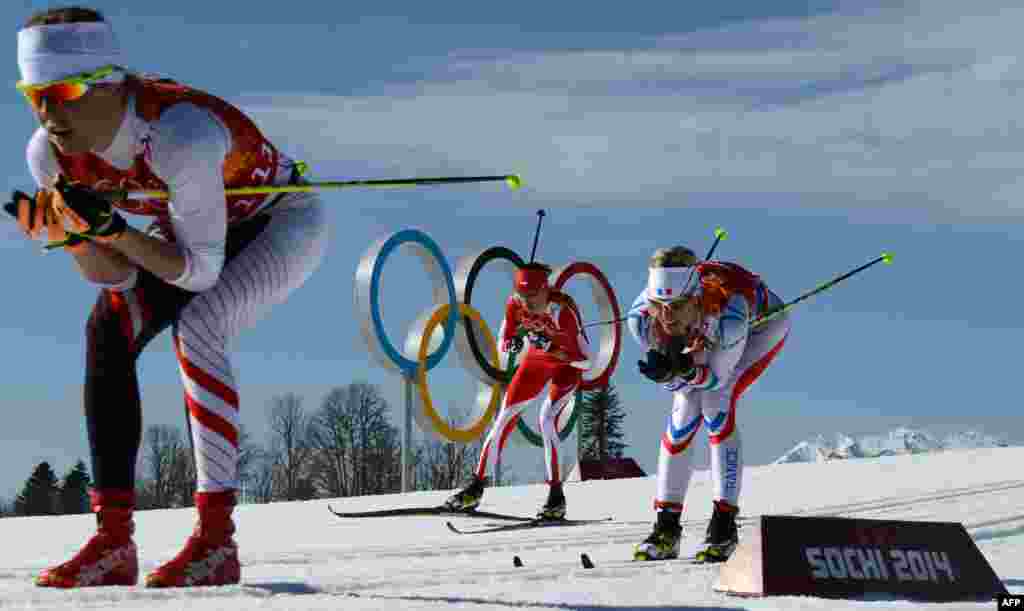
[
  {"x1": 654, "y1": 310, "x2": 790, "y2": 512},
  {"x1": 84, "y1": 193, "x2": 327, "y2": 492},
  {"x1": 475, "y1": 358, "x2": 580, "y2": 484}
]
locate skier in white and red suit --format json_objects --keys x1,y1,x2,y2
[
  {"x1": 7, "y1": 7, "x2": 327, "y2": 588},
  {"x1": 445, "y1": 262, "x2": 592, "y2": 519},
  {"x1": 628, "y1": 246, "x2": 790, "y2": 563}
]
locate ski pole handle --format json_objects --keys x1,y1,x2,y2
[
  {"x1": 704, "y1": 227, "x2": 727, "y2": 261},
  {"x1": 529, "y1": 209, "x2": 546, "y2": 263}
]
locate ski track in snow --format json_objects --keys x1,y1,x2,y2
[{"x1": 0, "y1": 447, "x2": 1021, "y2": 610}]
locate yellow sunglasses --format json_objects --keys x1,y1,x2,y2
[{"x1": 15, "y1": 65, "x2": 119, "y2": 109}]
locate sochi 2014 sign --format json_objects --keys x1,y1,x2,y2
[{"x1": 714, "y1": 515, "x2": 1008, "y2": 602}]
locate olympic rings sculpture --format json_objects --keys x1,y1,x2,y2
[
  {"x1": 355, "y1": 228, "x2": 622, "y2": 446},
  {"x1": 459, "y1": 248, "x2": 623, "y2": 445}
]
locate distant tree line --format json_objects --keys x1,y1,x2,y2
[
  {"x1": 0, "y1": 460, "x2": 91, "y2": 518},
  {"x1": 0, "y1": 381, "x2": 520, "y2": 515}
]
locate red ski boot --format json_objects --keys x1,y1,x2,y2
[
  {"x1": 144, "y1": 491, "x2": 240, "y2": 588},
  {"x1": 36, "y1": 489, "x2": 138, "y2": 588}
]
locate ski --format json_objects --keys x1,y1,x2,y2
[
  {"x1": 327, "y1": 504, "x2": 533, "y2": 522},
  {"x1": 509, "y1": 552, "x2": 704, "y2": 570},
  {"x1": 580, "y1": 552, "x2": 704, "y2": 568},
  {"x1": 693, "y1": 548, "x2": 731, "y2": 564},
  {"x1": 446, "y1": 516, "x2": 614, "y2": 535},
  {"x1": 631, "y1": 553, "x2": 706, "y2": 564}
]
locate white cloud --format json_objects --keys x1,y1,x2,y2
[{"x1": 229, "y1": 1, "x2": 1024, "y2": 219}]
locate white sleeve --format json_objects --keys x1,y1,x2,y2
[
  {"x1": 27, "y1": 129, "x2": 140, "y2": 292},
  {"x1": 26, "y1": 128, "x2": 58, "y2": 189},
  {"x1": 496, "y1": 314, "x2": 511, "y2": 368},
  {"x1": 626, "y1": 291, "x2": 653, "y2": 353},
  {"x1": 693, "y1": 293, "x2": 751, "y2": 391},
  {"x1": 148, "y1": 102, "x2": 230, "y2": 292}
]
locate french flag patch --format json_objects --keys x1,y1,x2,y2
[{"x1": 656, "y1": 288, "x2": 673, "y2": 296}]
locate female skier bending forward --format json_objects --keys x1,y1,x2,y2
[{"x1": 628, "y1": 246, "x2": 790, "y2": 563}]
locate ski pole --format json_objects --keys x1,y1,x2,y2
[
  {"x1": 704, "y1": 227, "x2": 727, "y2": 262},
  {"x1": 750, "y1": 252, "x2": 893, "y2": 329},
  {"x1": 529, "y1": 209, "x2": 546, "y2": 263},
  {"x1": 34, "y1": 173, "x2": 523, "y2": 251},
  {"x1": 581, "y1": 227, "x2": 727, "y2": 329},
  {"x1": 108, "y1": 173, "x2": 522, "y2": 201}
]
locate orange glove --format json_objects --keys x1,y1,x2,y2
[{"x1": 3, "y1": 189, "x2": 87, "y2": 251}]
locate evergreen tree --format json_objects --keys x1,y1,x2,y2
[
  {"x1": 59, "y1": 460, "x2": 91, "y2": 515},
  {"x1": 578, "y1": 384, "x2": 628, "y2": 461},
  {"x1": 13, "y1": 461, "x2": 60, "y2": 516}
]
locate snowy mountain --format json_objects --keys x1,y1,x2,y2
[{"x1": 773, "y1": 427, "x2": 1011, "y2": 464}]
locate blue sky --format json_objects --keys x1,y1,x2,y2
[{"x1": 2, "y1": 0, "x2": 1022, "y2": 500}]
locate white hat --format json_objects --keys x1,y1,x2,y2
[
  {"x1": 646, "y1": 266, "x2": 699, "y2": 303},
  {"x1": 17, "y1": 22, "x2": 122, "y2": 85}
]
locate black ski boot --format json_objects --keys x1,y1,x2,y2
[
  {"x1": 634, "y1": 510, "x2": 683, "y2": 561},
  {"x1": 695, "y1": 500, "x2": 739, "y2": 563},
  {"x1": 536, "y1": 482, "x2": 566, "y2": 520},
  {"x1": 444, "y1": 476, "x2": 487, "y2": 512}
]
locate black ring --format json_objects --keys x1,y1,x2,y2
[{"x1": 456, "y1": 246, "x2": 525, "y2": 385}]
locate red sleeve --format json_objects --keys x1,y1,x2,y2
[
  {"x1": 500, "y1": 296, "x2": 522, "y2": 342},
  {"x1": 554, "y1": 298, "x2": 588, "y2": 361},
  {"x1": 557, "y1": 300, "x2": 582, "y2": 337}
]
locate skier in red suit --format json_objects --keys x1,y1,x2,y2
[{"x1": 445, "y1": 262, "x2": 591, "y2": 519}]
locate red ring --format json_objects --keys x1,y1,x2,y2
[{"x1": 552, "y1": 261, "x2": 622, "y2": 390}]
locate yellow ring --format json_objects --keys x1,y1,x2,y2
[{"x1": 415, "y1": 303, "x2": 501, "y2": 442}]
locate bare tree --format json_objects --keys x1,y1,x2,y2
[
  {"x1": 172, "y1": 446, "x2": 198, "y2": 507},
  {"x1": 344, "y1": 382, "x2": 398, "y2": 496},
  {"x1": 366, "y1": 419, "x2": 401, "y2": 494},
  {"x1": 236, "y1": 425, "x2": 257, "y2": 486},
  {"x1": 267, "y1": 393, "x2": 314, "y2": 501},
  {"x1": 307, "y1": 387, "x2": 352, "y2": 498},
  {"x1": 137, "y1": 422, "x2": 265, "y2": 506},
  {"x1": 141, "y1": 425, "x2": 186, "y2": 509},
  {"x1": 304, "y1": 382, "x2": 400, "y2": 498},
  {"x1": 413, "y1": 404, "x2": 486, "y2": 491},
  {"x1": 248, "y1": 448, "x2": 277, "y2": 504}
]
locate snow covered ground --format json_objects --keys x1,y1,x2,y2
[{"x1": 0, "y1": 446, "x2": 1021, "y2": 610}]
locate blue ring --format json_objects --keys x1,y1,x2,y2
[{"x1": 368, "y1": 229, "x2": 458, "y2": 376}]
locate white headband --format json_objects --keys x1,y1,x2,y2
[
  {"x1": 646, "y1": 266, "x2": 698, "y2": 302},
  {"x1": 17, "y1": 22, "x2": 121, "y2": 85}
]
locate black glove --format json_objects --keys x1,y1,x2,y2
[
  {"x1": 527, "y1": 331, "x2": 553, "y2": 351},
  {"x1": 52, "y1": 174, "x2": 126, "y2": 240},
  {"x1": 4, "y1": 190, "x2": 43, "y2": 233},
  {"x1": 638, "y1": 349, "x2": 673, "y2": 383},
  {"x1": 503, "y1": 335, "x2": 525, "y2": 354},
  {"x1": 666, "y1": 335, "x2": 697, "y2": 378}
]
